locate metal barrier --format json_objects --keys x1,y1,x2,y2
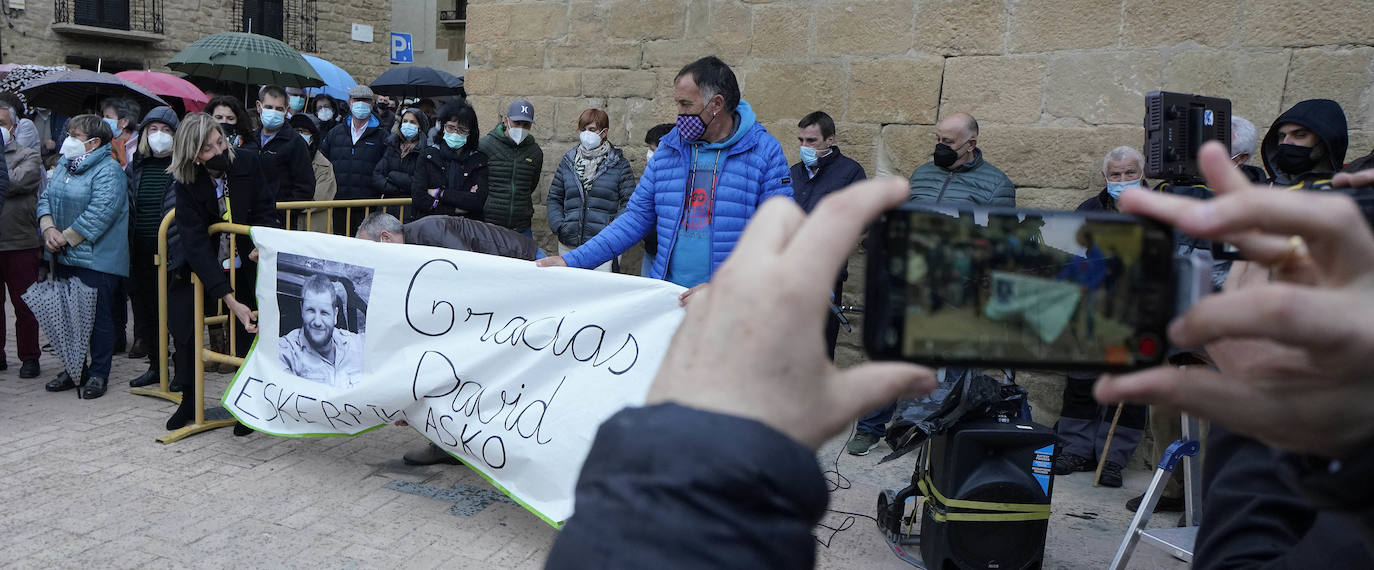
[{"x1": 133, "y1": 198, "x2": 413, "y2": 443}]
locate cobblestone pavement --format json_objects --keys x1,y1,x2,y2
[{"x1": 0, "y1": 310, "x2": 1187, "y2": 569}]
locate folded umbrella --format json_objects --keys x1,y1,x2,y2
[
  {"x1": 369, "y1": 66, "x2": 465, "y2": 98},
  {"x1": 168, "y1": 32, "x2": 324, "y2": 88},
  {"x1": 23, "y1": 259, "x2": 97, "y2": 395},
  {"x1": 17, "y1": 69, "x2": 168, "y2": 116},
  {"x1": 115, "y1": 70, "x2": 210, "y2": 113}
]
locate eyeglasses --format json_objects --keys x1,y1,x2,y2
[{"x1": 443, "y1": 124, "x2": 469, "y2": 135}]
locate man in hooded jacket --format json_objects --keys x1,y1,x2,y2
[{"x1": 1260, "y1": 99, "x2": 1348, "y2": 187}]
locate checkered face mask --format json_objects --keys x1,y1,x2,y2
[{"x1": 676, "y1": 112, "x2": 706, "y2": 142}]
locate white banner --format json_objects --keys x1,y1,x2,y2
[{"x1": 223, "y1": 228, "x2": 685, "y2": 525}]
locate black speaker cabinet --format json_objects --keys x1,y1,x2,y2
[{"x1": 920, "y1": 419, "x2": 1056, "y2": 570}]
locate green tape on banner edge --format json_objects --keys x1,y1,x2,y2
[{"x1": 222, "y1": 230, "x2": 567, "y2": 529}]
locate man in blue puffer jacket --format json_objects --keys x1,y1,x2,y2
[{"x1": 538, "y1": 57, "x2": 793, "y2": 289}]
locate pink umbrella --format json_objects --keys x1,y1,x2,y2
[{"x1": 115, "y1": 70, "x2": 209, "y2": 113}]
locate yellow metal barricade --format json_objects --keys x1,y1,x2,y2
[{"x1": 135, "y1": 198, "x2": 413, "y2": 443}]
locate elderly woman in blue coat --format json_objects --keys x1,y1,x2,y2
[{"x1": 38, "y1": 114, "x2": 130, "y2": 399}]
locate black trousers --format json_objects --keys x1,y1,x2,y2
[{"x1": 128, "y1": 236, "x2": 159, "y2": 351}]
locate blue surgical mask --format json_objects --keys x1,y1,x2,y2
[
  {"x1": 260, "y1": 108, "x2": 285, "y2": 130},
  {"x1": 351, "y1": 101, "x2": 372, "y2": 120},
  {"x1": 103, "y1": 117, "x2": 121, "y2": 134},
  {"x1": 1106, "y1": 179, "x2": 1140, "y2": 199},
  {"x1": 400, "y1": 123, "x2": 420, "y2": 139},
  {"x1": 800, "y1": 145, "x2": 820, "y2": 167},
  {"x1": 299, "y1": 132, "x2": 312, "y2": 145},
  {"x1": 288, "y1": 95, "x2": 306, "y2": 112},
  {"x1": 443, "y1": 132, "x2": 467, "y2": 149}
]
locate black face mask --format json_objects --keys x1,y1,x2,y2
[
  {"x1": 1274, "y1": 143, "x2": 1317, "y2": 175},
  {"x1": 219, "y1": 122, "x2": 237, "y2": 138},
  {"x1": 933, "y1": 143, "x2": 960, "y2": 169},
  {"x1": 204, "y1": 149, "x2": 231, "y2": 172}
]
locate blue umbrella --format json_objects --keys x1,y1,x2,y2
[{"x1": 302, "y1": 54, "x2": 356, "y2": 101}]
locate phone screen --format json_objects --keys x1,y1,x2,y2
[{"x1": 868, "y1": 206, "x2": 1175, "y2": 370}]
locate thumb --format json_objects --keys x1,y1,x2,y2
[{"x1": 826, "y1": 362, "x2": 938, "y2": 425}]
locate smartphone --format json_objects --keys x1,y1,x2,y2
[{"x1": 864, "y1": 204, "x2": 1177, "y2": 371}]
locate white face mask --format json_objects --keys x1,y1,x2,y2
[
  {"x1": 579, "y1": 130, "x2": 601, "y2": 150},
  {"x1": 60, "y1": 136, "x2": 89, "y2": 159},
  {"x1": 148, "y1": 131, "x2": 173, "y2": 155},
  {"x1": 508, "y1": 126, "x2": 527, "y2": 144},
  {"x1": 316, "y1": 107, "x2": 335, "y2": 122},
  {"x1": 646, "y1": 149, "x2": 654, "y2": 162}
]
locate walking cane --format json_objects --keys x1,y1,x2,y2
[{"x1": 1094, "y1": 404, "x2": 1125, "y2": 487}]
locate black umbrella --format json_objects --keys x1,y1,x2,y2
[
  {"x1": 17, "y1": 69, "x2": 169, "y2": 116},
  {"x1": 369, "y1": 66, "x2": 465, "y2": 98}
]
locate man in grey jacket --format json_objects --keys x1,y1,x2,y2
[{"x1": 908, "y1": 113, "x2": 1015, "y2": 206}]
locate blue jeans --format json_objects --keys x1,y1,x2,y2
[
  {"x1": 640, "y1": 252, "x2": 655, "y2": 277},
  {"x1": 55, "y1": 264, "x2": 121, "y2": 380}
]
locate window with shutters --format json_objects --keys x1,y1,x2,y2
[
  {"x1": 53, "y1": 0, "x2": 164, "y2": 41},
  {"x1": 232, "y1": 0, "x2": 317, "y2": 53}
]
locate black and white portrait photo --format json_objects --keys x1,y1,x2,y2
[{"x1": 275, "y1": 253, "x2": 374, "y2": 388}]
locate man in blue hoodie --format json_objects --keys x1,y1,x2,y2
[{"x1": 537, "y1": 57, "x2": 793, "y2": 290}]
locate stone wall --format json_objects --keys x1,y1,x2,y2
[
  {"x1": 0, "y1": 0, "x2": 392, "y2": 91},
  {"x1": 464, "y1": 0, "x2": 1374, "y2": 434}
]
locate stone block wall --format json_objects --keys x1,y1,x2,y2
[
  {"x1": 465, "y1": 0, "x2": 1374, "y2": 434},
  {"x1": 1, "y1": 0, "x2": 392, "y2": 93}
]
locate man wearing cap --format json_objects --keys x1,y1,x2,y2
[
  {"x1": 242, "y1": 84, "x2": 315, "y2": 203},
  {"x1": 320, "y1": 85, "x2": 390, "y2": 235},
  {"x1": 479, "y1": 98, "x2": 544, "y2": 236}
]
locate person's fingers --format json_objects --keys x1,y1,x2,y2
[
  {"x1": 783, "y1": 177, "x2": 908, "y2": 290},
  {"x1": 729, "y1": 196, "x2": 806, "y2": 260},
  {"x1": 824, "y1": 362, "x2": 938, "y2": 433},
  {"x1": 1332, "y1": 168, "x2": 1374, "y2": 188},
  {"x1": 1197, "y1": 141, "x2": 1259, "y2": 197},
  {"x1": 535, "y1": 256, "x2": 566, "y2": 268},
  {"x1": 1168, "y1": 284, "x2": 1350, "y2": 349},
  {"x1": 678, "y1": 283, "x2": 709, "y2": 306},
  {"x1": 1093, "y1": 366, "x2": 1261, "y2": 428}
]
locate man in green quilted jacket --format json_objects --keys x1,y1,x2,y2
[
  {"x1": 907, "y1": 112, "x2": 1015, "y2": 206},
  {"x1": 479, "y1": 98, "x2": 544, "y2": 237}
]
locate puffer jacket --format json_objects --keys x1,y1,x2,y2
[
  {"x1": 37, "y1": 145, "x2": 129, "y2": 276},
  {"x1": 546, "y1": 144, "x2": 635, "y2": 247},
  {"x1": 168, "y1": 150, "x2": 280, "y2": 300},
  {"x1": 411, "y1": 143, "x2": 489, "y2": 220},
  {"x1": 373, "y1": 117, "x2": 432, "y2": 199},
  {"x1": 907, "y1": 148, "x2": 1016, "y2": 206},
  {"x1": 319, "y1": 114, "x2": 389, "y2": 200},
  {"x1": 561, "y1": 100, "x2": 793, "y2": 279},
  {"x1": 402, "y1": 215, "x2": 538, "y2": 260},
  {"x1": 478, "y1": 123, "x2": 543, "y2": 231}
]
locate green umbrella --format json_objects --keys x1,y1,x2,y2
[{"x1": 168, "y1": 32, "x2": 324, "y2": 88}]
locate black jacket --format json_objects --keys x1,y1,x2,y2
[
  {"x1": 319, "y1": 118, "x2": 390, "y2": 200},
  {"x1": 401, "y1": 215, "x2": 537, "y2": 260},
  {"x1": 547, "y1": 404, "x2": 826, "y2": 569},
  {"x1": 411, "y1": 144, "x2": 489, "y2": 220},
  {"x1": 168, "y1": 149, "x2": 280, "y2": 299},
  {"x1": 241, "y1": 126, "x2": 316, "y2": 203},
  {"x1": 1194, "y1": 425, "x2": 1374, "y2": 568},
  {"x1": 374, "y1": 142, "x2": 428, "y2": 199},
  {"x1": 1261, "y1": 99, "x2": 1348, "y2": 184},
  {"x1": 788, "y1": 146, "x2": 866, "y2": 213}
]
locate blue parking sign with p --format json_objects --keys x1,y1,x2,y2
[{"x1": 391, "y1": 32, "x2": 413, "y2": 64}]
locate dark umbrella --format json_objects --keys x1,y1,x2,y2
[
  {"x1": 369, "y1": 66, "x2": 465, "y2": 98},
  {"x1": 17, "y1": 69, "x2": 169, "y2": 116},
  {"x1": 22, "y1": 260, "x2": 98, "y2": 394},
  {"x1": 168, "y1": 32, "x2": 324, "y2": 89}
]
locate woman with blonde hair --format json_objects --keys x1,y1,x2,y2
[{"x1": 163, "y1": 112, "x2": 278, "y2": 432}]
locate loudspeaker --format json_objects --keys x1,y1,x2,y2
[{"x1": 920, "y1": 419, "x2": 1056, "y2": 570}]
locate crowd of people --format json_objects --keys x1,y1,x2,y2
[{"x1": 2, "y1": 54, "x2": 1373, "y2": 567}]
